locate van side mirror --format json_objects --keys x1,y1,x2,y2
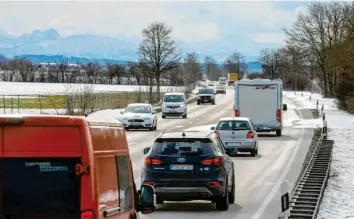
[
  {"x1": 210, "y1": 126, "x2": 215, "y2": 130},
  {"x1": 282, "y1": 104, "x2": 287, "y2": 111},
  {"x1": 138, "y1": 184, "x2": 156, "y2": 214},
  {"x1": 120, "y1": 111, "x2": 124, "y2": 115},
  {"x1": 151, "y1": 111, "x2": 156, "y2": 114},
  {"x1": 143, "y1": 147, "x2": 151, "y2": 155}
]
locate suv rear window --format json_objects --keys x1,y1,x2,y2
[
  {"x1": 151, "y1": 138, "x2": 213, "y2": 156},
  {"x1": 216, "y1": 120, "x2": 251, "y2": 130},
  {"x1": 2, "y1": 158, "x2": 81, "y2": 219}
]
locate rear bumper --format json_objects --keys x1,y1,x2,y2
[
  {"x1": 223, "y1": 140, "x2": 255, "y2": 151},
  {"x1": 153, "y1": 183, "x2": 225, "y2": 200},
  {"x1": 162, "y1": 107, "x2": 186, "y2": 116},
  {"x1": 254, "y1": 124, "x2": 282, "y2": 132}
]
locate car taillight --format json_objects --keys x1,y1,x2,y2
[
  {"x1": 247, "y1": 131, "x2": 254, "y2": 138},
  {"x1": 215, "y1": 131, "x2": 220, "y2": 137},
  {"x1": 81, "y1": 211, "x2": 95, "y2": 219},
  {"x1": 201, "y1": 157, "x2": 222, "y2": 166},
  {"x1": 234, "y1": 109, "x2": 239, "y2": 117},
  {"x1": 208, "y1": 181, "x2": 221, "y2": 187},
  {"x1": 144, "y1": 181, "x2": 155, "y2": 185},
  {"x1": 276, "y1": 109, "x2": 281, "y2": 123},
  {"x1": 144, "y1": 158, "x2": 163, "y2": 166}
]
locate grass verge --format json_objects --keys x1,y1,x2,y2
[{"x1": 0, "y1": 92, "x2": 165, "y2": 110}]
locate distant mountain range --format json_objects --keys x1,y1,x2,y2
[{"x1": 0, "y1": 28, "x2": 263, "y2": 72}]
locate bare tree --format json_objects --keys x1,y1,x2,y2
[
  {"x1": 223, "y1": 52, "x2": 247, "y2": 74},
  {"x1": 138, "y1": 21, "x2": 181, "y2": 98},
  {"x1": 259, "y1": 48, "x2": 280, "y2": 80},
  {"x1": 8, "y1": 58, "x2": 35, "y2": 82},
  {"x1": 204, "y1": 56, "x2": 219, "y2": 81},
  {"x1": 182, "y1": 52, "x2": 202, "y2": 91}
]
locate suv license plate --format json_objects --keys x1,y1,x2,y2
[{"x1": 170, "y1": 164, "x2": 193, "y2": 171}]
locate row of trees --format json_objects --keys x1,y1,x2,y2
[
  {"x1": 259, "y1": 1, "x2": 354, "y2": 113},
  {"x1": 0, "y1": 22, "x2": 248, "y2": 97}
]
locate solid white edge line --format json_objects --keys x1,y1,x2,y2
[{"x1": 252, "y1": 109, "x2": 306, "y2": 219}]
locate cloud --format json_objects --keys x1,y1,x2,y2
[
  {"x1": 0, "y1": 1, "x2": 307, "y2": 54},
  {"x1": 251, "y1": 33, "x2": 286, "y2": 44}
]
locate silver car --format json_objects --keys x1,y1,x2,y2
[
  {"x1": 120, "y1": 103, "x2": 157, "y2": 131},
  {"x1": 211, "y1": 117, "x2": 259, "y2": 157}
]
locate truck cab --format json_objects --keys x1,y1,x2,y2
[{"x1": 233, "y1": 79, "x2": 287, "y2": 136}]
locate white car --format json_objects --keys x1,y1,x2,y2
[
  {"x1": 161, "y1": 92, "x2": 187, "y2": 119},
  {"x1": 120, "y1": 103, "x2": 157, "y2": 131},
  {"x1": 215, "y1": 85, "x2": 226, "y2": 94},
  {"x1": 211, "y1": 117, "x2": 259, "y2": 157}
]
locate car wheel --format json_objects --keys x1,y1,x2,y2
[
  {"x1": 197, "y1": 101, "x2": 200, "y2": 105},
  {"x1": 154, "y1": 120, "x2": 157, "y2": 130},
  {"x1": 212, "y1": 101, "x2": 215, "y2": 105},
  {"x1": 229, "y1": 174, "x2": 235, "y2": 204},
  {"x1": 182, "y1": 113, "x2": 187, "y2": 119},
  {"x1": 215, "y1": 182, "x2": 229, "y2": 211},
  {"x1": 156, "y1": 196, "x2": 164, "y2": 204},
  {"x1": 250, "y1": 149, "x2": 256, "y2": 157},
  {"x1": 276, "y1": 130, "x2": 282, "y2": 136},
  {"x1": 162, "y1": 115, "x2": 166, "y2": 119}
]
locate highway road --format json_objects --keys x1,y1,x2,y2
[{"x1": 125, "y1": 86, "x2": 314, "y2": 219}]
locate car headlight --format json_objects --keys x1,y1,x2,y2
[
  {"x1": 198, "y1": 96, "x2": 201, "y2": 99},
  {"x1": 122, "y1": 118, "x2": 128, "y2": 122},
  {"x1": 180, "y1": 105, "x2": 185, "y2": 108},
  {"x1": 162, "y1": 104, "x2": 166, "y2": 107},
  {"x1": 144, "y1": 117, "x2": 151, "y2": 121},
  {"x1": 211, "y1": 96, "x2": 214, "y2": 99}
]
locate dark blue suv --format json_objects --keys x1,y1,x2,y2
[{"x1": 141, "y1": 131, "x2": 235, "y2": 211}]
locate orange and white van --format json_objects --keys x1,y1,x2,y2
[{"x1": 0, "y1": 115, "x2": 155, "y2": 219}]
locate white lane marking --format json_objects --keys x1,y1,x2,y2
[
  {"x1": 189, "y1": 121, "x2": 193, "y2": 124},
  {"x1": 147, "y1": 136, "x2": 153, "y2": 138},
  {"x1": 128, "y1": 142, "x2": 136, "y2": 145},
  {"x1": 175, "y1": 125, "x2": 183, "y2": 128},
  {"x1": 252, "y1": 110, "x2": 306, "y2": 219}
]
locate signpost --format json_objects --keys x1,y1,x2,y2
[{"x1": 279, "y1": 180, "x2": 290, "y2": 219}]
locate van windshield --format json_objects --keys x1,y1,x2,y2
[
  {"x1": 2, "y1": 158, "x2": 81, "y2": 219},
  {"x1": 199, "y1": 89, "x2": 214, "y2": 94},
  {"x1": 151, "y1": 138, "x2": 213, "y2": 156},
  {"x1": 163, "y1": 95, "x2": 184, "y2": 102}
]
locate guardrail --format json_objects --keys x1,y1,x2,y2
[{"x1": 279, "y1": 102, "x2": 334, "y2": 219}]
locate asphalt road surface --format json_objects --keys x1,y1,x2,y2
[{"x1": 126, "y1": 86, "x2": 314, "y2": 219}]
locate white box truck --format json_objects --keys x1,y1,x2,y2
[{"x1": 234, "y1": 79, "x2": 287, "y2": 136}]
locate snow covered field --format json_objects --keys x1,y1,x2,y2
[
  {"x1": 0, "y1": 81, "x2": 185, "y2": 95},
  {"x1": 284, "y1": 91, "x2": 354, "y2": 219}
]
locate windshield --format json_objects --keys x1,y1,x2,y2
[
  {"x1": 125, "y1": 105, "x2": 151, "y2": 113},
  {"x1": 2, "y1": 158, "x2": 81, "y2": 219},
  {"x1": 216, "y1": 120, "x2": 251, "y2": 130},
  {"x1": 163, "y1": 95, "x2": 184, "y2": 102},
  {"x1": 199, "y1": 89, "x2": 214, "y2": 94},
  {"x1": 151, "y1": 138, "x2": 213, "y2": 156}
]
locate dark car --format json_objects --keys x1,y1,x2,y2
[{"x1": 141, "y1": 131, "x2": 235, "y2": 211}]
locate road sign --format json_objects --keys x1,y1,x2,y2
[{"x1": 280, "y1": 180, "x2": 290, "y2": 218}]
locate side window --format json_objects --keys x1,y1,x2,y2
[
  {"x1": 210, "y1": 138, "x2": 222, "y2": 153},
  {"x1": 116, "y1": 155, "x2": 133, "y2": 212}
]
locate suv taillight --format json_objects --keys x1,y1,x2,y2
[
  {"x1": 201, "y1": 157, "x2": 222, "y2": 166},
  {"x1": 215, "y1": 131, "x2": 220, "y2": 137},
  {"x1": 81, "y1": 211, "x2": 95, "y2": 219},
  {"x1": 247, "y1": 131, "x2": 254, "y2": 138},
  {"x1": 145, "y1": 158, "x2": 163, "y2": 166}
]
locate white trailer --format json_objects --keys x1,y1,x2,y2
[{"x1": 234, "y1": 79, "x2": 287, "y2": 136}]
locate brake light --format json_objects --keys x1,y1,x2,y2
[
  {"x1": 234, "y1": 109, "x2": 239, "y2": 117},
  {"x1": 144, "y1": 181, "x2": 155, "y2": 185},
  {"x1": 81, "y1": 211, "x2": 95, "y2": 219},
  {"x1": 215, "y1": 131, "x2": 220, "y2": 137},
  {"x1": 208, "y1": 181, "x2": 221, "y2": 187},
  {"x1": 144, "y1": 157, "x2": 163, "y2": 166},
  {"x1": 247, "y1": 131, "x2": 254, "y2": 138},
  {"x1": 276, "y1": 109, "x2": 281, "y2": 123},
  {"x1": 0, "y1": 116, "x2": 24, "y2": 125},
  {"x1": 201, "y1": 157, "x2": 222, "y2": 166}
]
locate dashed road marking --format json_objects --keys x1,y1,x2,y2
[
  {"x1": 128, "y1": 142, "x2": 136, "y2": 145},
  {"x1": 147, "y1": 136, "x2": 153, "y2": 138},
  {"x1": 175, "y1": 125, "x2": 183, "y2": 128}
]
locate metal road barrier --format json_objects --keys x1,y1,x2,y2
[{"x1": 279, "y1": 104, "x2": 334, "y2": 219}]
